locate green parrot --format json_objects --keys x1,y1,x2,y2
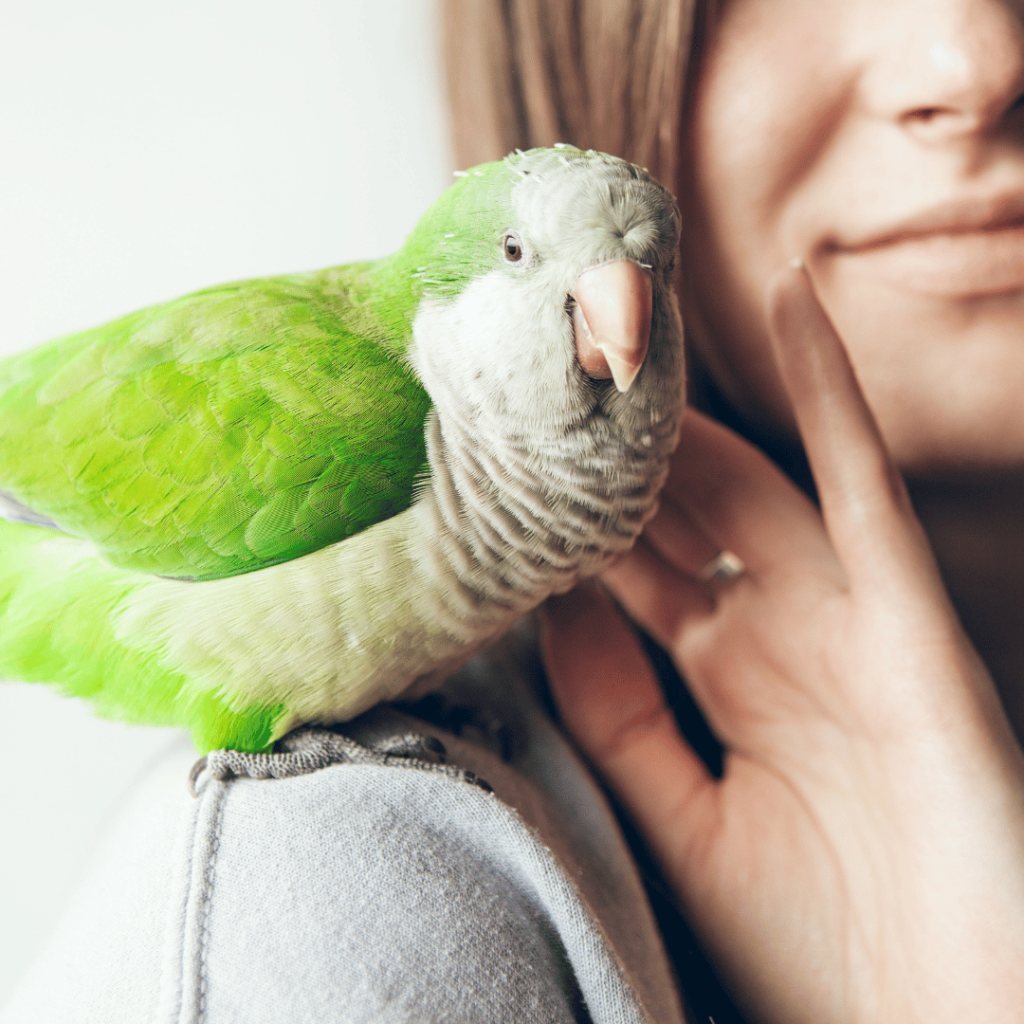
[{"x1": 0, "y1": 146, "x2": 684, "y2": 754}]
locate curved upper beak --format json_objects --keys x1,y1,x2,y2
[{"x1": 570, "y1": 259, "x2": 653, "y2": 393}]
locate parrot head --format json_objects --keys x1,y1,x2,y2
[{"x1": 402, "y1": 145, "x2": 684, "y2": 453}]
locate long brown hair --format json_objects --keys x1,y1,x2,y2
[{"x1": 440, "y1": 0, "x2": 701, "y2": 196}]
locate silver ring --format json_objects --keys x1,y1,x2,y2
[{"x1": 699, "y1": 550, "x2": 746, "y2": 584}]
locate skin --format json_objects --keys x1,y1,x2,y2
[
  {"x1": 686, "y1": 0, "x2": 1024, "y2": 474},
  {"x1": 541, "y1": 1, "x2": 1024, "y2": 1020}
]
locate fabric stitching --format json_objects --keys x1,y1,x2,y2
[
  {"x1": 154, "y1": 789, "x2": 201, "y2": 1024},
  {"x1": 194, "y1": 787, "x2": 225, "y2": 1024}
]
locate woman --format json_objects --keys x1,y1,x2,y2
[
  {"x1": 444, "y1": 0, "x2": 1024, "y2": 1020},
  {"x1": 6, "y1": 3, "x2": 1023, "y2": 1021}
]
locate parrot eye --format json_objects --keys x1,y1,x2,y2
[{"x1": 502, "y1": 231, "x2": 525, "y2": 263}]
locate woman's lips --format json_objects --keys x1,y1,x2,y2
[
  {"x1": 822, "y1": 191, "x2": 1024, "y2": 297},
  {"x1": 833, "y1": 222, "x2": 1024, "y2": 297}
]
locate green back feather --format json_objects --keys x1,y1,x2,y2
[{"x1": 0, "y1": 263, "x2": 432, "y2": 579}]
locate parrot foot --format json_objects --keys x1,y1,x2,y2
[
  {"x1": 396, "y1": 691, "x2": 518, "y2": 764},
  {"x1": 188, "y1": 709, "x2": 492, "y2": 797}
]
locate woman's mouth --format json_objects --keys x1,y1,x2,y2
[
  {"x1": 821, "y1": 193, "x2": 1024, "y2": 297},
  {"x1": 833, "y1": 223, "x2": 1024, "y2": 297}
]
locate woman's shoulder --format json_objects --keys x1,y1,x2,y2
[{"x1": 2, "y1": 631, "x2": 685, "y2": 1024}]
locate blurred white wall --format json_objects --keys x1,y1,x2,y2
[{"x1": 0, "y1": 0, "x2": 452, "y2": 1002}]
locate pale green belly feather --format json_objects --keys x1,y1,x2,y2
[{"x1": 113, "y1": 486, "x2": 518, "y2": 740}]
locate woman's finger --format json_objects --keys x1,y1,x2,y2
[
  {"x1": 601, "y1": 533, "x2": 714, "y2": 652},
  {"x1": 766, "y1": 265, "x2": 937, "y2": 588},
  {"x1": 635, "y1": 493, "x2": 720, "y2": 582},
  {"x1": 540, "y1": 584, "x2": 715, "y2": 859},
  {"x1": 661, "y1": 409, "x2": 837, "y2": 580}
]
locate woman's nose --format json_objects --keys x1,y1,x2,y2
[{"x1": 857, "y1": 0, "x2": 1024, "y2": 143}]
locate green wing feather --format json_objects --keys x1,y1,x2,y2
[{"x1": 0, "y1": 262, "x2": 432, "y2": 579}]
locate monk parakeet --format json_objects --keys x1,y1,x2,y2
[{"x1": 0, "y1": 146, "x2": 684, "y2": 753}]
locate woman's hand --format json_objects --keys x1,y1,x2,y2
[{"x1": 541, "y1": 267, "x2": 1024, "y2": 1024}]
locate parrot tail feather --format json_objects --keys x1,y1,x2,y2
[{"x1": 0, "y1": 518, "x2": 285, "y2": 753}]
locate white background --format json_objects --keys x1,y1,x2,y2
[{"x1": 0, "y1": 0, "x2": 451, "y2": 1002}]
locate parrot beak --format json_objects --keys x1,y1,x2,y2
[{"x1": 570, "y1": 259, "x2": 653, "y2": 393}]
